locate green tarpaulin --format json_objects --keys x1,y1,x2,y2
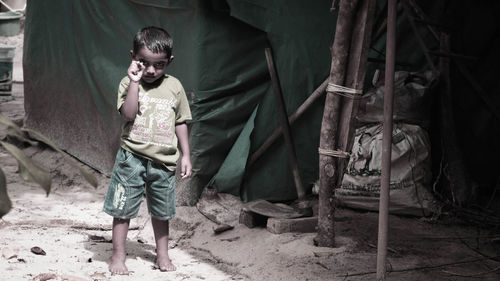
[
  {"x1": 23, "y1": 0, "x2": 335, "y2": 203},
  {"x1": 22, "y1": 0, "x2": 500, "y2": 210}
]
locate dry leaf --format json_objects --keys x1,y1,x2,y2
[
  {"x1": 32, "y1": 273, "x2": 57, "y2": 281},
  {"x1": 90, "y1": 272, "x2": 109, "y2": 281},
  {"x1": 60, "y1": 274, "x2": 91, "y2": 281},
  {"x1": 2, "y1": 247, "x2": 18, "y2": 259}
]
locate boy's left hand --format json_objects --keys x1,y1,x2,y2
[{"x1": 180, "y1": 155, "x2": 192, "y2": 179}]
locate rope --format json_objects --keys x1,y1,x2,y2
[
  {"x1": 327, "y1": 82, "x2": 363, "y2": 99},
  {"x1": 318, "y1": 147, "x2": 350, "y2": 158}
]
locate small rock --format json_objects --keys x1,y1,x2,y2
[
  {"x1": 313, "y1": 251, "x2": 335, "y2": 258},
  {"x1": 88, "y1": 235, "x2": 111, "y2": 243},
  {"x1": 77, "y1": 256, "x2": 92, "y2": 263},
  {"x1": 220, "y1": 236, "x2": 240, "y2": 242},
  {"x1": 213, "y1": 224, "x2": 234, "y2": 234},
  {"x1": 30, "y1": 246, "x2": 46, "y2": 256}
]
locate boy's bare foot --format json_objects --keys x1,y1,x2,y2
[
  {"x1": 155, "y1": 256, "x2": 176, "y2": 271},
  {"x1": 109, "y1": 253, "x2": 129, "y2": 275}
]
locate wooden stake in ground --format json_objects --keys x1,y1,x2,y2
[
  {"x1": 376, "y1": 0, "x2": 397, "y2": 279},
  {"x1": 316, "y1": 0, "x2": 375, "y2": 247}
]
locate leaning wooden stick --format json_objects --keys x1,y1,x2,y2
[
  {"x1": 264, "y1": 47, "x2": 308, "y2": 203},
  {"x1": 248, "y1": 78, "x2": 328, "y2": 167}
]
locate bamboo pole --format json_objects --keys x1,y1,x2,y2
[
  {"x1": 376, "y1": 0, "x2": 397, "y2": 279},
  {"x1": 316, "y1": 0, "x2": 375, "y2": 247}
]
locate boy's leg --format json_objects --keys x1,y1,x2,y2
[
  {"x1": 152, "y1": 218, "x2": 176, "y2": 271},
  {"x1": 146, "y1": 162, "x2": 176, "y2": 271},
  {"x1": 109, "y1": 218, "x2": 131, "y2": 275},
  {"x1": 103, "y1": 148, "x2": 147, "y2": 274}
]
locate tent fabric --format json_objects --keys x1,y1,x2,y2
[
  {"x1": 22, "y1": 0, "x2": 500, "y2": 211},
  {"x1": 215, "y1": 0, "x2": 337, "y2": 202},
  {"x1": 207, "y1": 105, "x2": 258, "y2": 197},
  {"x1": 23, "y1": 0, "x2": 336, "y2": 203}
]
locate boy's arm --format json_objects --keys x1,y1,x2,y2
[
  {"x1": 175, "y1": 123, "x2": 192, "y2": 179},
  {"x1": 120, "y1": 61, "x2": 144, "y2": 120}
]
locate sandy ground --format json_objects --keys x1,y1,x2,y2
[{"x1": 1, "y1": 21, "x2": 500, "y2": 281}]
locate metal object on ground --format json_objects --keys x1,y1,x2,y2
[{"x1": 243, "y1": 199, "x2": 303, "y2": 220}]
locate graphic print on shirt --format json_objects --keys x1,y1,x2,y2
[{"x1": 129, "y1": 91, "x2": 176, "y2": 147}]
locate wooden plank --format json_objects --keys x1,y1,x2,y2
[
  {"x1": 267, "y1": 216, "x2": 318, "y2": 234},
  {"x1": 239, "y1": 207, "x2": 268, "y2": 228},
  {"x1": 334, "y1": 0, "x2": 377, "y2": 189}
]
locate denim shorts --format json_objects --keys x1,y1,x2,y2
[{"x1": 103, "y1": 148, "x2": 176, "y2": 220}]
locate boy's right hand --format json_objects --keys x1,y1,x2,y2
[{"x1": 128, "y1": 60, "x2": 144, "y2": 83}]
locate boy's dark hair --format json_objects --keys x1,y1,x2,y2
[{"x1": 133, "y1": 26, "x2": 173, "y2": 58}]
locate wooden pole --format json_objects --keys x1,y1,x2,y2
[
  {"x1": 248, "y1": 79, "x2": 328, "y2": 168},
  {"x1": 316, "y1": 0, "x2": 358, "y2": 247},
  {"x1": 333, "y1": 0, "x2": 376, "y2": 189},
  {"x1": 264, "y1": 47, "x2": 307, "y2": 201},
  {"x1": 376, "y1": 0, "x2": 397, "y2": 279},
  {"x1": 316, "y1": 0, "x2": 375, "y2": 247}
]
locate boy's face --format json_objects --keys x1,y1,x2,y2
[{"x1": 131, "y1": 47, "x2": 173, "y2": 84}]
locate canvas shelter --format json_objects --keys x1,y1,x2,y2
[{"x1": 22, "y1": 0, "x2": 500, "y2": 219}]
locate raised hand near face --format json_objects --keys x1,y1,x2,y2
[{"x1": 128, "y1": 60, "x2": 144, "y2": 83}]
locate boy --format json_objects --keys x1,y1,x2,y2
[{"x1": 103, "y1": 26, "x2": 192, "y2": 275}]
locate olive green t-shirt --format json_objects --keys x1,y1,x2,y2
[{"x1": 117, "y1": 75, "x2": 192, "y2": 171}]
